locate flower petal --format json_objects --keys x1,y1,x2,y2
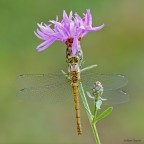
[
  {"x1": 80, "y1": 24, "x2": 105, "y2": 37},
  {"x1": 69, "y1": 11, "x2": 73, "y2": 21},
  {"x1": 85, "y1": 9, "x2": 92, "y2": 26},
  {"x1": 34, "y1": 30, "x2": 43, "y2": 40},
  {"x1": 37, "y1": 23, "x2": 54, "y2": 34},
  {"x1": 87, "y1": 24, "x2": 105, "y2": 32},
  {"x1": 63, "y1": 10, "x2": 69, "y2": 22},
  {"x1": 35, "y1": 10, "x2": 104, "y2": 52},
  {"x1": 72, "y1": 36, "x2": 78, "y2": 54},
  {"x1": 35, "y1": 29, "x2": 50, "y2": 40},
  {"x1": 51, "y1": 20, "x2": 70, "y2": 37},
  {"x1": 36, "y1": 38, "x2": 56, "y2": 52}
]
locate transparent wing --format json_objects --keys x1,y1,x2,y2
[
  {"x1": 81, "y1": 73, "x2": 128, "y2": 91},
  {"x1": 17, "y1": 71, "x2": 128, "y2": 104},
  {"x1": 17, "y1": 72, "x2": 66, "y2": 88},
  {"x1": 101, "y1": 90, "x2": 128, "y2": 105},
  {"x1": 17, "y1": 82, "x2": 73, "y2": 104},
  {"x1": 83, "y1": 83, "x2": 129, "y2": 105},
  {"x1": 81, "y1": 73, "x2": 128, "y2": 105},
  {"x1": 17, "y1": 72, "x2": 128, "y2": 90}
]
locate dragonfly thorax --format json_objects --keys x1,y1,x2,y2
[
  {"x1": 68, "y1": 63, "x2": 80, "y2": 72},
  {"x1": 67, "y1": 55, "x2": 80, "y2": 72},
  {"x1": 68, "y1": 70, "x2": 80, "y2": 84},
  {"x1": 66, "y1": 55, "x2": 81, "y2": 86}
]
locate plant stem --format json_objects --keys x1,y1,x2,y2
[
  {"x1": 91, "y1": 123, "x2": 101, "y2": 144},
  {"x1": 92, "y1": 102, "x2": 101, "y2": 144},
  {"x1": 93, "y1": 102, "x2": 97, "y2": 123},
  {"x1": 78, "y1": 82, "x2": 101, "y2": 144}
]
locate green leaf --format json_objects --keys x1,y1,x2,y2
[
  {"x1": 81, "y1": 64, "x2": 97, "y2": 72},
  {"x1": 94, "y1": 107, "x2": 113, "y2": 123},
  {"x1": 78, "y1": 83, "x2": 93, "y2": 121}
]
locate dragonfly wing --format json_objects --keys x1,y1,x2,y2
[
  {"x1": 81, "y1": 73, "x2": 128, "y2": 91},
  {"x1": 102, "y1": 90, "x2": 129, "y2": 105},
  {"x1": 17, "y1": 82, "x2": 73, "y2": 104},
  {"x1": 17, "y1": 72, "x2": 67, "y2": 88},
  {"x1": 84, "y1": 89, "x2": 129, "y2": 105},
  {"x1": 81, "y1": 73, "x2": 129, "y2": 105}
]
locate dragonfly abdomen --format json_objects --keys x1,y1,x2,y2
[{"x1": 72, "y1": 84, "x2": 82, "y2": 135}]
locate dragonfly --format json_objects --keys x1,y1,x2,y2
[
  {"x1": 17, "y1": 69, "x2": 128, "y2": 134},
  {"x1": 17, "y1": 41, "x2": 128, "y2": 135}
]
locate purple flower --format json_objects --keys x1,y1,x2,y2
[{"x1": 34, "y1": 9, "x2": 104, "y2": 54}]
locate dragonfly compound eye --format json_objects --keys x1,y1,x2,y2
[
  {"x1": 67, "y1": 57, "x2": 73, "y2": 63},
  {"x1": 74, "y1": 57, "x2": 79, "y2": 63}
]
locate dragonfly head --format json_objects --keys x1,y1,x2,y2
[{"x1": 67, "y1": 56, "x2": 80, "y2": 64}]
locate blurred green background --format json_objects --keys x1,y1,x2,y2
[{"x1": 0, "y1": 0, "x2": 144, "y2": 144}]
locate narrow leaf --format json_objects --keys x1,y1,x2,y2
[
  {"x1": 86, "y1": 91, "x2": 95, "y2": 100},
  {"x1": 81, "y1": 64, "x2": 97, "y2": 72},
  {"x1": 78, "y1": 83, "x2": 93, "y2": 120},
  {"x1": 94, "y1": 107, "x2": 113, "y2": 123}
]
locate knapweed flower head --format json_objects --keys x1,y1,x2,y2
[{"x1": 34, "y1": 9, "x2": 104, "y2": 54}]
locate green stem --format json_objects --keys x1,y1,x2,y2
[
  {"x1": 91, "y1": 123, "x2": 101, "y2": 144},
  {"x1": 78, "y1": 83, "x2": 101, "y2": 144},
  {"x1": 93, "y1": 100, "x2": 98, "y2": 124},
  {"x1": 92, "y1": 102, "x2": 101, "y2": 144},
  {"x1": 93, "y1": 102, "x2": 97, "y2": 122}
]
